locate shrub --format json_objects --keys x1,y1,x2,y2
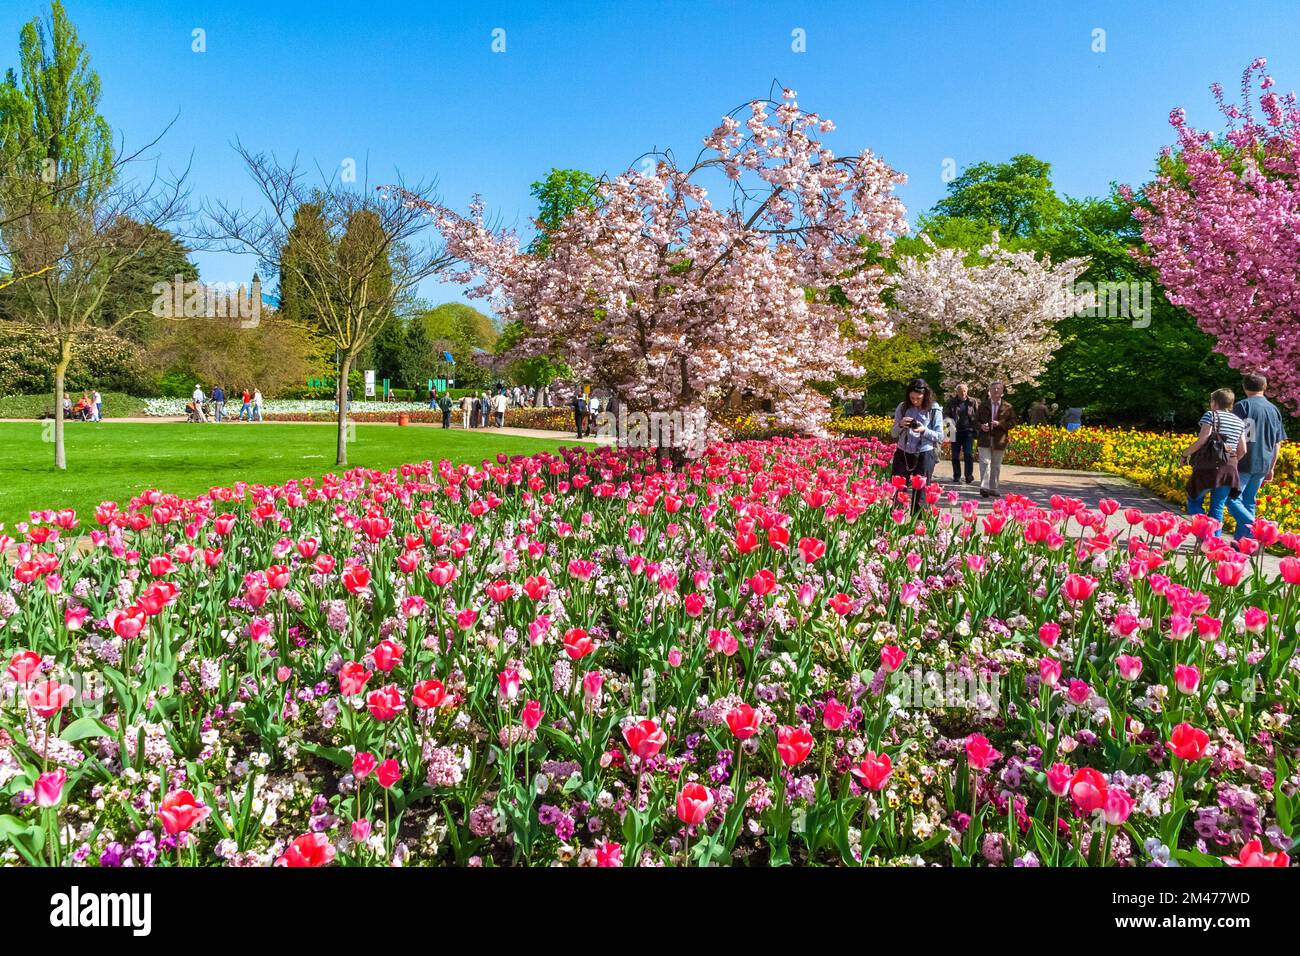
[{"x1": 0, "y1": 324, "x2": 151, "y2": 396}]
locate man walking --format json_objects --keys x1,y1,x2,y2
[
  {"x1": 976, "y1": 381, "x2": 1017, "y2": 498},
  {"x1": 494, "y1": 391, "x2": 507, "y2": 427},
  {"x1": 252, "y1": 387, "x2": 263, "y2": 422},
  {"x1": 439, "y1": 392, "x2": 453, "y2": 429},
  {"x1": 192, "y1": 384, "x2": 207, "y2": 423},
  {"x1": 212, "y1": 384, "x2": 226, "y2": 423},
  {"x1": 1227, "y1": 373, "x2": 1288, "y2": 542},
  {"x1": 91, "y1": 388, "x2": 102, "y2": 422},
  {"x1": 573, "y1": 390, "x2": 588, "y2": 439},
  {"x1": 239, "y1": 387, "x2": 252, "y2": 421},
  {"x1": 943, "y1": 383, "x2": 978, "y2": 484}
]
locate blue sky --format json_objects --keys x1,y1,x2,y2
[{"x1": 4, "y1": 0, "x2": 1298, "y2": 309}]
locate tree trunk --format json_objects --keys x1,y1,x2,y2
[
  {"x1": 54, "y1": 338, "x2": 72, "y2": 470},
  {"x1": 336, "y1": 352, "x2": 352, "y2": 467}
]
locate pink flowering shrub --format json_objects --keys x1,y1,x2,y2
[{"x1": 0, "y1": 437, "x2": 1297, "y2": 867}]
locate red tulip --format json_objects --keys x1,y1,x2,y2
[
  {"x1": 353, "y1": 751, "x2": 377, "y2": 780},
  {"x1": 725, "y1": 704, "x2": 762, "y2": 740},
  {"x1": 7, "y1": 650, "x2": 42, "y2": 684},
  {"x1": 964, "y1": 733, "x2": 1001, "y2": 770},
  {"x1": 775, "y1": 725, "x2": 813, "y2": 766},
  {"x1": 376, "y1": 759, "x2": 401, "y2": 789},
  {"x1": 623, "y1": 718, "x2": 667, "y2": 761},
  {"x1": 338, "y1": 661, "x2": 370, "y2": 696},
  {"x1": 563, "y1": 627, "x2": 594, "y2": 660},
  {"x1": 1169, "y1": 723, "x2": 1210, "y2": 761},
  {"x1": 851, "y1": 751, "x2": 892, "y2": 790},
  {"x1": 365, "y1": 684, "x2": 404, "y2": 721},
  {"x1": 1069, "y1": 767, "x2": 1109, "y2": 813},
  {"x1": 276, "y1": 832, "x2": 336, "y2": 867},
  {"x1": 1225, "y1": 839, "x2": 1290, "y2": 867},
  {"x1": 521, "y1": 699, "x2": 544, "y2": 731},
  {"x1": 33, "y1": 768, "x2": 67, "y2": 808},
  {"x1": 412, "y1": 679, "x2": 448, "y2": 710},
  {"x1": 26, "y1": 679, "x2": 74, "y2": 718},
  {"x1": 159, "y1": 789, "x2": 210, "y2": 834},
  {"x1": 675, "y1": 782, "x2": 714, "y2": 825},
  {"x1": 1061, "y1": 574, "x2": 1099, "y2": 603}
]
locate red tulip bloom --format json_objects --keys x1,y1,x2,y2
[
  {"x1": 338, "y1": 661, "x2": 371, "y2": 697},
  {"x1": 1069, "y1": 767, "x2": 1109, "y2": 814},
  {"x1": 365, "y1": 684, "x2": 404, "y2": 721},
  {"x1": 880, "y1": 645, "x2": 906, "y2": 673},
  {"x1": 159, "y1": 789, "x2": 210, "y2": 835},
  {"x1": 276, "y1": 832, "x2": 336, "y2": 867},
  {"x1": 775, "y1": 725, "x2": 813, "y2": 766},
  {"x1": 594, "y1": 839, "x2": 623, "y2": 867},
  {"x1": 797, "y1": 537, "x2": 825, "y2": 564},
  {"x1": 676, "y1": 782, "x2": 714, "y2": 826},
  {"x1": 372, "y1": 640, "x2": 404, "y2": 673},
  {"x1": 623, "y1": 718, "x2": 667, "y2": 761},
  {"x1": 726, "y1": 704, "x2": 762, "y2": 740},
  {"x1": 563, "y1": 627, "x2": 594, "y2": 660},
  {"x1": 376, "y1": 759, "x2": 401, "y2": 789},
  {"x1": 851, "y1": 751, "x2": 893, "y2": 790},
  {"x1": 747, "y1": 569, "x2": 777, "y2": 597},
  {"x1": 1061, "y1": 573, "x2": 1099, "y2": 603},
  {"x1": 33, "y1": 768, "x2": 67, "y2": 808},
  {"x1": 26, "y1": 679, "x2": 74, "y2": 718},
  {"x1": 1046, "y1": 762, "x2": 1072, "y2": 797},
  {"x1": 485, "y1": 579, "x2": 512, "y2": 603},
  {"x1": 412, "y1": 679, "x2": 448, "y2": 710},
  {"x1": 353, "y1": 751, "x2": 377, "y2": 780},
  {"x1": 827, "y1": 592, "x2": 853, "y2": 616},
  {"x1": 964, "y1": 733, "x2": 1002, "y2": 770},
  {"x1": 1169, "y1": 723, "x2": 1210, "y2": 761},
  {"x1": 521, "y1": 699, "x2": 544, "y2": 731},
  {"x1": 1225, "y1": 839, "x2": 1290, "y2": 867},
  {"x1": 7, "y1": 650, "x2": 42, "y2": 685},
  {"x1": 342, "y1": 565, "x2": 371, "y2": 594}
]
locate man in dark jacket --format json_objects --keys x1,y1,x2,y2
[
  {"x1": 943, "y1": 383, "x2": 978, "y2": 484},
  {"x1": 573, "y1": 391, "x2": 588, "y2": 439}
]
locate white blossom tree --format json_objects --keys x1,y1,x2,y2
[{"x1": 889, "y1": 233, "x2": 1091, "y2": 392}]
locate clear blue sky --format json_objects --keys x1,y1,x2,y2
[{"x1": 4, "y1": 0, "x2": 1298, "y2": 309}]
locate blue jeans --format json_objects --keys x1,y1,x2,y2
[
  {"x1": 1225, "y1": 472, "x2": 1266, "y2": 540},
  {"x1": 952, "y1": 430, "x2": 975, "y2": 480},
  {"x1": 1187, "y1": 484, "x2": 1232, "y2": 533}
]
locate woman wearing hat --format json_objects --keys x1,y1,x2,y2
[{"x1": 891, "y1": 378, "x2": 944, "y2": 514}]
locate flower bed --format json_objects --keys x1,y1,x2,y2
[
  {"x1": 2, "y1": 437, "x2": 1299, "y2": 868},
  {"x1": 143, "y1": 398, "x2": 433, "y2": 418},
  {"x1": 829, "y1": 417, "x2": 1300, "y2": 532}
]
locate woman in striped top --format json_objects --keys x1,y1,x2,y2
[{"x1": 1180, "y1": 388, "x2": 1248, "y2": 533}]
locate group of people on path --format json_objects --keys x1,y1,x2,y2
[
  {"x1": 189, "y1": 384, "x2": 262, "y2": 423},
  {"x1": 1180, "y1": 373, "x2": 1288, "y2": 541},
  {"x1": 444, "y1": 391, "x2": 508, "y2": 430},
  {"x1": 892, "y1": 378, "x2": 1019, "y2": 513},
  {"x1": 63, "y1": 389, "x2": 103, "y2": 422},
  {"x1": 889, "y1": 372, "x2": 1288, "y2": 544},
  {"x1": 571, "y1": 391, "x2": 605, "y2": 439}
]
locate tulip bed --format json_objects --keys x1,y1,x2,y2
[
  {"x1": 830, "y1": 417, "x2": 1300, "y2": 533},
  {"x1": 1, "y1": 436, "x2": 1299, "y2": 868}
]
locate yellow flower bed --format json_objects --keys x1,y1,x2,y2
[{"x1": 827, "y1": 417, "x2": 1300, "y2": 532}]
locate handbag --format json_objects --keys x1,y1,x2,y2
[{"x1": 1189, "y1": 411, "x2": 1230, "y2": 470}]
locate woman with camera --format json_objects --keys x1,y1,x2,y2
[{"x1": 891, "y1": 378, "x2": 945, "y2": 515}]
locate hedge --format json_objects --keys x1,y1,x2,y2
[{"x1": 0, "y1": 391, "x2": 148, "y2": 420}]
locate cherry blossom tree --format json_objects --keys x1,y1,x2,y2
[
  {"x1": 1127, "y1": 58, "x2": 1300, "y2": 413},
  {"x1": 388, "y1": 90, "x2": 908, "y2": 440},
  {"x1": 889, "y1": 233, "x2": 1091, "y2": 393}
]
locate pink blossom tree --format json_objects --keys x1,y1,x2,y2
[
  {"x1": 889, "y1": 234, "x2": 1091, "y2": 392},
  {"x1": 1129, "y1": 58, "x2": 1300, "y2": 412},
  {"x1": 388, "y1": 90, "x2": 908, "y2": 439}
]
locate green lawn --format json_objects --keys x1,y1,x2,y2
[{"x1": 0, "y1": 421, "x2": 570, "y2": 528}]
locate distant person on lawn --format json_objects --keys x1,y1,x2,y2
[
  {"x1": 239, "y1": 387, "x2": 252, "y2": 420},
  {"x1": 1062, "y1": 406, "x2": 1084, "y2": 433},
  {"x1": 1227, "y1": 373, "x2": 1288, "y2": 542},
  {"x1": 212, "y1": 384, "x2": 226, "y2": 423},
  {"x1": 976, "y1": 381, "x2": 1017, "y2": 498},
  {"x1": 192, "y1": 384, "x2": 207, "y2": 422},
  {"x1": 460, "y1": 393, "x2": 473, "y2": 429},
  {"x1": 252, "y1": 388, "x2": 263, "y2": 422},
  {"x1": 1028, "y1": 399, "x2": 1050, "y2": 426},
  {"x1": 494, "y1": 391, "x2": 507, "y2": 427},
  {"x1": 92, "y1": 389, "x2": 102, "y2": 421},
  {"x1": 439, "y1": 393, "x2": 453, "y2": 429},
  {"x1": 1181, "y1": 388, "x2": 1247, "y2": 534}
]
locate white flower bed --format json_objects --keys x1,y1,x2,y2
[{"x1": 143, "y1": 398, "x2": 432, "y2": 417}]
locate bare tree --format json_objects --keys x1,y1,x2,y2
[
  {"x1": 201, "y1": 145, "x2": 454, "y2": 465},
  {"x1": 0, "y1": 150, "x2": 189, "y2": 468}
]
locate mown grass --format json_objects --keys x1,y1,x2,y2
[{"x1": 0, "y1": 421, "x2": 570, "y2": 528}]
